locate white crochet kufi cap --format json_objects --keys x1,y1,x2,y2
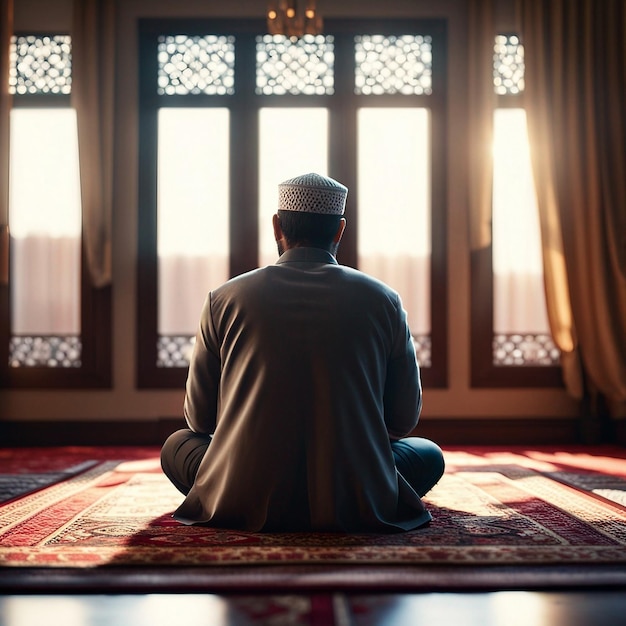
[{"x1": 278, "y1": 173, "x2": 348, "y2": 215}]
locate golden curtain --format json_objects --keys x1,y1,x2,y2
[
  {"x1": 71, "y1": 0, "x2": 115, "y2": 288},
  {"x1": 519, "y1": 0, "x2": 626, "y2": 406},
  {"x1": 468, "y1": 0, "x2": 496, "y2": 253}
]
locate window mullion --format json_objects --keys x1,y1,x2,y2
[
  {"x1": 230, "y1": 32, "x2": 259, "y2": 278},
  {"x1": 137, "y1": 23, "x2": 167, "y2": 387},
  {"x1": 329, "y1": 31, "x2": 357, "y2": 269},
  {"x1": 0, "y1": 228, "x2": 8, "y2": 385}
]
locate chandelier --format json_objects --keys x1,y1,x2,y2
[{"x1": 267, "y1": 0, "x2": 323, "y2": 37}]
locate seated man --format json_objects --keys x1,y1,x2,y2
[{"x1": 161, "y1": 172, "x2": 444, "y2": 532}]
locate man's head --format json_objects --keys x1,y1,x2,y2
[{"x1": 273, "y1": 173, "x2": 348, "y2": 256}]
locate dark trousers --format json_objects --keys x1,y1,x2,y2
[{"x1": 161, "y1": 428, "x2": 445, "y2": 498}]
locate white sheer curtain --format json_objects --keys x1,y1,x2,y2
[
  {"x1": 157, "y1": 108, "x2": 229, "y2": 336},
  {"x1": 11, "y1": 236, "x2": 80, "y2": 334},
  {"x1": 159, "y1": 255, "x2": 229, "y2": 335},
  {"x1": 492, "y1": 108, "x2": 550, "y2": 335},
  {"x1": 9, "y1": 109, "x2": 82, "y2": 335},
  {"x1": 357, "y1": 108, "x2": 431, "y2": 337}
]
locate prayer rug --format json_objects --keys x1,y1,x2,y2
[{"x1": 1, "y1": 446, "x2": 625, "y2": 574}]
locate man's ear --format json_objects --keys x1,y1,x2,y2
[
  {"x1": 333, "y1": 218, "x2": 347, "y2": 244},
  {"x1": 272, "y1": 213, "x2": 283, "y2": 241}
]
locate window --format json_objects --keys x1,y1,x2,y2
[
  {"x1": 157, "y1": 107, "x2": 230, "y2": 365},
  {"x1": 357, "y1": 107, "x2": 432, "y2": 365},
  {"x1": 471, "y1": 34, "x2": 561, "y2": 387},
  {"x1": 1, "y1": 34, "x2": 111, "y2": 388},
  {"x1": 137, "y1": 19, "x2": 447, "y2": 388}
]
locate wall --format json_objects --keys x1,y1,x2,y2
[{"x1": 2, "y1": 0, "x2": 580, "y2": 430}]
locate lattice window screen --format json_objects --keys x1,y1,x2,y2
[
  {"x1": 157, "y1": 35, "x2": 235, "y2": 95},
  {"x1": 493, "y1": 34, "x2": 525, "y2": 95},
  {"x1": 9, "y1": 35, "x2": 72, "y2": 95},
  {"x1": 158, "y1": 336, "x2": 195, "y2": 368},
  {"x1": 493, "y1": 334, "x2": 560, "y2": 366},
  {"x1": 10, "y1": 336, "x2": 82, "y2": 368},
  {"x1": 256, "y1": 34, "x2": 334, "y2": 95},
  {"x1": 354, "y1": 35, "x2": 432, "y2": 95}
]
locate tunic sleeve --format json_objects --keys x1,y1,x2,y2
[
  {"x1": 383, "y1": 293, "x2": 422, "y2": 439},
  {"x1": 183, "y1": 293, "x2": 221, "y2": 434}
]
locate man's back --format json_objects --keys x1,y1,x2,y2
[{"x1": 175, "y1": 247, "x2": 428, "y2": 531}]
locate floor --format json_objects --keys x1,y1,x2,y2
[
  {"x1": 3, "y1": 447, "x2": 626, "y2": 624},
  {"x1": 2, "y1": 592, "x2": 626, "y2": 626}
]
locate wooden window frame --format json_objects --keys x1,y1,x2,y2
[
  {"x1": 137, "y1": 18, "x2": 447, "y2": 389},
  {"x1": 470, "y1": 41, "x2": 562, "y2": 388},
  {"x1": 0, "y1": 33, "x2": 111, "y2": 389}
]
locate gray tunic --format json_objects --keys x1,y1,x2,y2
[{"x1": 174, "y1": 247, "x2": 430, "y2": 531}]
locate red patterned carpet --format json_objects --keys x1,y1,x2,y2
[{"x1": 1, "y1": 446, "x2": 625, "y2": 591}]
